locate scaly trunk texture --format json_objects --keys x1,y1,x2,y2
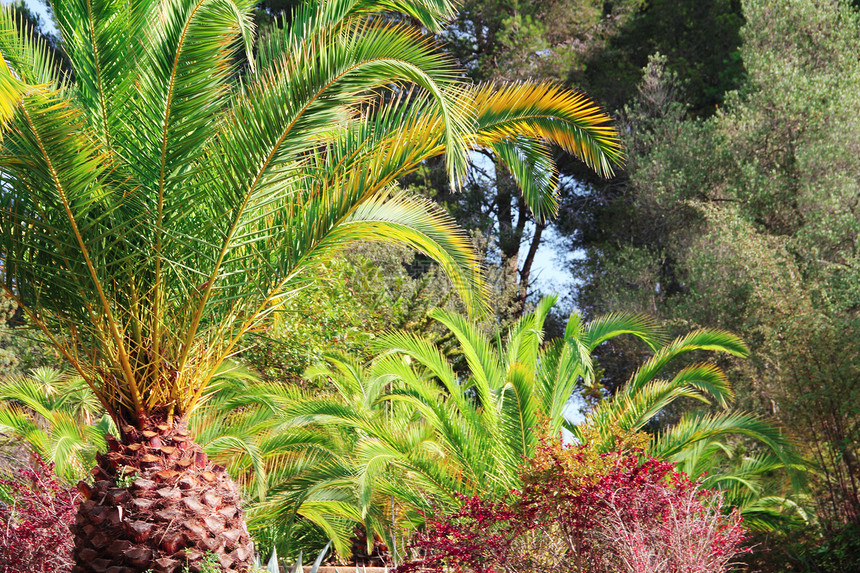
[{"x1": 72, "y1": 421, "x2": 254, "y2": 573}]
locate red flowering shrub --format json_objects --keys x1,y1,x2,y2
[
  {"x1": 0, "y1": 455, "x2": 80, "y2": 573},
  {"x1": 397, "y1": 434, "x2": 748, "y2": 573}
]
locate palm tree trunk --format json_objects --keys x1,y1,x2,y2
[{"x1": 72, "y1": 421, "x2": 255, "y2": 573}]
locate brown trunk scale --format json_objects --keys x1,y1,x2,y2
[{"x1": 72, "y1": 421, "x2": 255, "y2": 573}]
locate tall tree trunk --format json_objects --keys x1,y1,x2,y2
[
  {"x1": 517, "y1": 222, "x2": 545, "y2": 311},
  {"x1": 72, "y1": 421, "x2": 254, "y2": 573},
  {"x1": 496, "y1": 163, "x2": 526, "y2": 319}
]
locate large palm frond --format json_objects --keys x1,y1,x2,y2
[
  {"x1": 578, "y1": 329, "x2": 750, "y2": 448},
  {"x1": 651, "y1": 410, "x2": 808, "y2": 530}
]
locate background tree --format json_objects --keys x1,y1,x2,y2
[
  {"x1": 397, "y1": 0, "x2": 746, "y2": 319},
  {"x1": 567, "y1": 0, "x2": 860, "y2": 568},
  {"x1": 239, "y1": 244, "x2": 467, "y2": 385}
]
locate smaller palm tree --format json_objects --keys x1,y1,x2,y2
[
  {"x1": 242, "y1": 297, "x2": 804, "y2": 558},
  {"x1": 203, "y1": 355, "x2": 415, "y2": 559},
  {"x1": 366, "y1": 295, "x2": 663, "y2": 500}
]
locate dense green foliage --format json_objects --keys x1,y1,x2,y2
[
  {"x1": 239, "y1": 247, "x2": 457, "y2": 384},
  {"x1": 567, "y1": 0, "x2": 860, "y2": 568}
]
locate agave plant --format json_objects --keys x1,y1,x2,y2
[
  {"x1": 0, "y1": 0, "x2": 621, "y2": 569},
  {"x1": 260, "y1": 541, "x2": 331, "y2": 573}
]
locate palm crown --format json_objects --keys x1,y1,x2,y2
[{"x1": 0, "y1": 0, "x2": 621, "y2": 432}]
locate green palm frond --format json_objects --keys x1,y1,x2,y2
[
  {"x1": 653, "y1": 410, "x2": 806, "y2": 490},
  {"x1": 0, "y1": 5, "x2": 63, "y2": 87},
  {"x1": 0, "y1": 406, "x2": 47, "y2": 453},
  {"x1": 651, "y1": 411, "x2": 797, "y2": 464},
  {"x1": 582, "y1": 365, "x2": 735, "y2": 445},
  {"x1": 499, "y1": 361, "x2": 540, "y2": 465},
  {"x1": 370, "y1": 335, "x2": 463, "y2": 408},
  {"x1": 571, "y1": 329, "x2": 750, "y2": 443},
  {"x1": 489, "y1": 137, "x2": 558, "y2": 223},
  {"x1": 578, "y1": 312, "x2": 663, "y2": 352},
  {"x1": 533, "y1": 312, "x2": 659, "y2": 427},
  {"x1": 294, "y1": 0, "x2": 459, "y2": 36},
  {"x1": 428, "y1": 307, "x2": 504, "y2": 395},
  {"x1": 737, "y1": 496, "x2": 811, "y2": 532},
  {"x1": 504, "y1": 294, "x2": 555, "y2": 368},
  {"x1": 51, "y1": 0, "x2": 148, "y2": 142},
  {"x1": 585, "y1": 378, "x2": 716, "y2": 440},
  {"x1": 650, "y1": 410, "x2": 808, "y2": 531},
  {"x1": 472, "y1": 82, "x2": 623, "y2": 179},
  {"x1": 48, "y1": 412, "x2": 93, "y2": 479},
  {"x1": 628, "y1": 329, "x2": 749, "y2": 395}
]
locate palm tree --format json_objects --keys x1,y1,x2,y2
[
  {"x1": 653, "y1": 413, "x2": 810, "y2": 531},
  {"x1": 233, "y1": 358, "x2": 401, "y2": 560},
  {"x1": 368, "y1": 296, "x2": 664, "y2": 500},
  {"x1": 0, "y1": 0, "x2": 621, "y2": 569},
  {"x1": 222, "y1": 297, "x2": 662, "y2": 556},
  {"x1": 252, "y1": 297, "x2": 803, "y2": 556}
]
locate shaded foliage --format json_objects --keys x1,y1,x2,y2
[
  {"x1": 573, "y1": 0, "x2": 745, "y2": 116},
  {"x1": 239, "y1": 247, "x2": 460, "y2": 385}
]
